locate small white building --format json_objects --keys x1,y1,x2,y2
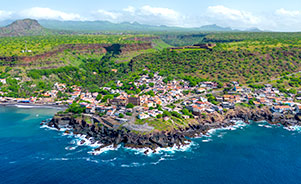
[
  {"x1": 138, "y1": 112, "x2": 150, "y2": 120},
  {"x1": 0, "y1": 79, "x2": 6, "y2": 85}
]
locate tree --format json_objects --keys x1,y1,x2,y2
[
  {"x1": 66, "y1": 103, "x2": 85, "y2": 114},
  {"x1": 126, "y1": 103, "x2": 134, "y2": 108},
  {"x1": 163, "y1": 110, "x2": 171, "y2": 117},
  {"x1": 96, "y1": 94, "x2": 102, "y2": 101},
  {"x1": 149, "y1": 73, "x2": 154, "y2": 79},
  {"x1": 147, "y1": 90, "x2": 155, "y2": 97},
  {"x1": 149, "y1": 82, "x2": 154, "y2": 87},
  {"x1": 249, "y1": 100, "x2": 255, "y2": 105},
  {"x1": 102, "y1": 95, "x2": 114, "y2": 102},
  {"x1": 288, "y1": 88, "x2": 297, "y2": 94}
]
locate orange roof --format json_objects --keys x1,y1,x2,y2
[
  {"x1": 224, "y1": 95, "x2": 232, "y2": 98},
  {"x1": 283, "y1": 101, "x2": 294, "y2": 103},
  {"x1": 274, "y1": 106, "x2": 290, "y2": 109},
  {"x1": 192, "y1": 105, "x2": 198, "y2": 108}
]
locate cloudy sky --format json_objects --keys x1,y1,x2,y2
[{"x1": 0, "y1": 0, "x2": 300, "y2": 31}]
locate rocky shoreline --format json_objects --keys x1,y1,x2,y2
[{"x1": 44, "y1": 106, "x2": 301, "y2": 154}]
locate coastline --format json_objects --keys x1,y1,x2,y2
[
  {"x1": 0, "y1": 102, "x2": 68, "y2": 109},
  {"x1": 43, "y1": 106, "x2": 301, "y2": 154}
]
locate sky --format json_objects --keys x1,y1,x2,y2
[{"x1": 0, "y1": 0, "x2": 300, "y2": 31}]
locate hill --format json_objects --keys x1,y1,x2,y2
[
  {"x1": 38, "y1": 20, "x2": 197, "y2": 32},
  {"x1": 0, "y1": 32, "x2": 300, "y2": 97},
  {"x1": 0, "y1": 19, "x2": 54, "y2": 37},
  {"x1": 0, "y1": 19, "x2": 263, "y2": 34},
  {"x1": 38, "y1": 19, "x2": 262, "y2": 33},
  {"x1": 199, "y1": 24, "x2": 233, "y2": 32}
]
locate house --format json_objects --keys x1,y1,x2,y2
[
  {"x1": 216, "y1": 97, "x2": 223, "y2": 102},
  {"x1": 196, "y1": 88, "x2": 206, "y2": 93},
  {"x1": 235, "y1": 86, "x2": 243, "y2": 92},
  {"x1": 110, "y1": 97, "x2": 127, "y2": 106},
  {"x1": 232, "y1": 81, "x2": 239, "y2": 86},
  {"x1": 271, "y1": 106, "x2": 291, "y2": 113},
  {"x1": 189, "y1": 105, "x2": 205, "y2": 115},
  {"x1": 163, "y1": 117, "x2": 170, "y2": 121},
  {"x1": 128, "y1": 96, "x2": 141, "y2": 106},
  {"x1": 138, "y1": 112, "x2": 149, "y2": 119},
  {"x1": 106, "y1": 110, "x2": 114, "y2": 116},
  {"x1": 282, "y1": 101, "x2": 294, "y2": 106},
  {"x1": 182, "y1": 115, "x2": 190, "y2": 119},
  {"x1": 253, "y1": 101, "x2": 261, "y2": 106},
  {"x1": 223, "y1": 95, "x2": 234, "y2": 101},
  {"x1": 85, "y1": 106, "x2": 92, "y2": 113},
  {"x1": 221, "y1": 102, "x2": 235, "y2": 109},
  {"x1": 206, "y1": 109, "x2": 215, "y2": 113},
  {"x1": 0, "y1": 79, "x2": 6, "y2": 84}
]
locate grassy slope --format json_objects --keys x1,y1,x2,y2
[{"x1": 131, "y1": 46, "x2": 301, "y2": 84}]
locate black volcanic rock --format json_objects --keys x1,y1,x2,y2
[{"x1": 46, "y1": 106, "x2": 301, "y2": 150}]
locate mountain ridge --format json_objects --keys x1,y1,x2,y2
[
  {"x1": 0, "y1": 19, "x2": 263, "y2": 37},
  {"x1": 38, "y1": 20, "x2": 262, "y2": 32}
]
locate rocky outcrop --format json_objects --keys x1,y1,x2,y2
[
  {"x1": 45, "y1": 106, "x2": 301, "y2": 151},
  {"x1": 47, "y1": 113, "x2": 191, "y2": 151},
  {"x1": 120, "y1": 43, "x2": 152, "y2": 54}
]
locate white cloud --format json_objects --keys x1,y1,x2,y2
[
  {"x1": 271, "y1": 8, "x2": 301, "y2": 31},
  {"x1": 140, "y1": 5, "x2": 181, "y2": 20},
  {"x1": 20, "y1": 7, "x2": 83, "y2": 21},
  {"x1": 94, "y1": 5, "x2": 185, "y2": 26},
  {"x1": 207, "y1": 5, "x2": 261, "y2": 25},
  {"x1": 0, "y1": 5, "x2": 300, "y2": 31},
  {"x1": 123, "y1": 6, "x2": 136, "y2": 14},
  {"x1": 0, "y1": 10, "x2": 12, "y2": 20},
  {"x1": 276, "y1": 8, "x2": 301, "y2": 17},
  {"x1": 96, "y1": 9, "x2": 121, "y2": 20}
]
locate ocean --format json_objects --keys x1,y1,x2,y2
[{"x1": 1, "y1": 106, "x2": 301, "y2": 184}]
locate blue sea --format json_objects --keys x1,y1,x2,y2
[{"x1": 1, "y1": 106, "x2": 301, "y2": 184}]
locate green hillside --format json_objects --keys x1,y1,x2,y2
[{"x1": 0, "y1": 32, "x2": 301, "y2": 98}]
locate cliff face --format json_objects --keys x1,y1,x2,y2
[
  {"x1": 120, "y1": 43, "x2": 152, "y2": 53},
  {"x1": 127, "y1": 36, "x2": 160, "y2": 42},
  {"x1": 46, "y1": 106, "x2": 301, "y2": 151},
  {"x1": 47, "y1": 113, "x2": 190, "y2": 151},
  {"x1": 0, "y1": 42, "x2": 153, "y2": 66}
]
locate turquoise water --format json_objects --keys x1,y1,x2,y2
[{"x1": 1, "y1": 106, "x2": 301, "y2": 184}]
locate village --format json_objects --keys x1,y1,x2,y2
[{"x1": 1, "y1": 73, "x2": 301, "y2": 129}]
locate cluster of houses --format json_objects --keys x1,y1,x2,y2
[
  {"x1": 1, "y1": 73, "x2": 301, "y2": 126},
  {"x1": 184, "y1": 82, "x2": 301, "y2": 116}
]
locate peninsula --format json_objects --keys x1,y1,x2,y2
[
  {"x1": 44, "y1": 73, "x2": 301, "y2": 153},
  {"x1": 0, "y1": 19, "x2": 300, "y2": 153}
]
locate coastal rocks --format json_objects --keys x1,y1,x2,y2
[
  {"x1": 47, "y1": 113, "x2": 193, "y2": 150},
  {"x1": 45, "y1": 106, "x2": 301, "y2": 151}
]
